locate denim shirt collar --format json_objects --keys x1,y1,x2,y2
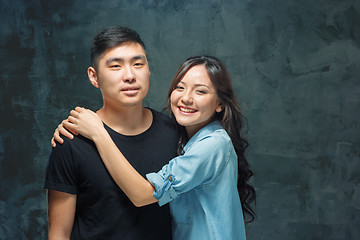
[{"x1": 183, "y1": 120, "x2": 223, "y2": 152}]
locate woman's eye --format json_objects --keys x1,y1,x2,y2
[
  {"x1": 197, "y1": 90, "x2": 207, "y2": 94},
  {"x1": 175, "y1": 86, "x2": 184, "y2": 90}
]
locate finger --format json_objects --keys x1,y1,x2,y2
[
  {"x1": 75, "y1": 106, "x2": 85, "y2": 112},
  {"x1": 54, "y1": 128, "x2": 65, "y2": 143},
  {"x1": 59, "y1": 120, "x2": 72, "y2": 133},
  {"x1": 51, "y1": 137, "x2": 57, "y2": 147},
  {"x1": 58, "y1": 121, "x2": 74, "y2": 139},
  {"x1": 66, "y1": 125, "x2": 79, "y2": 136},
  {"x1": 63, "y1": 120, "x2": 79, "y2": 136},
  {"x1": 67, "y1": 116, "x2": 77, "y2": 124},
  {"x1": 70, "y1": 110, "x2": 79, "y2": 118}
]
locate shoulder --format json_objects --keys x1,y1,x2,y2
[
  {"x1": 181, "y1": 129, "x2": 233, "y2": 168},
  {"x1": 151, "y1": 109, "x2": 173, "y2": 123},
  {"x1": 202, "y1": 128, "x2": 231, "y2": 143},
  {"x1": 174, "y1": 127, "x2": 234, "y2": 184},
  {"x1": 51, "y1": 134, "x2": 93, "y2": 155},
  {"x1": 149, "y1": 108, "x2": 177, "y2": 132},
  {"x1": 47, "y1": 134, "x2": 96, "y2": 175},
  {"x1": 191, "y1": 124, "x2": 232, "y2": 152}
]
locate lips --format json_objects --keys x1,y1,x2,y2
[
  {"x1": 179, "y1": 106, "x2": 197, "y2": 114},
  {"x1": 121, "y1": 86, "x2": 140, "y2": 91},
  {"x1": 121, "y1": 86, "x2": 140, "y2": 95}
]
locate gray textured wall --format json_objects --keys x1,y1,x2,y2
[{"x1": 1, "y1": 0, "x2": 359, "y2": 239}]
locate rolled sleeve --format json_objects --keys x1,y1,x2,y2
[
  {"x1": 146, "y1": 171, "x2": 177, "y2": 206},
  {"x1": 146, "y1": 130, "x2": 232, "y2": 207}
]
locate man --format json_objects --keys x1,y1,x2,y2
[{"x1": 44, "y1": 26, "x2": 178, "y2": 239}]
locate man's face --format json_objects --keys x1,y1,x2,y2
[{"x1": 91, "y1": 42, "x2": 150, "y2": 108}]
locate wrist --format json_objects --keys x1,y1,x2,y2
[{"x1": 91, "y1": 126, "x2": 108, "y2": 142}]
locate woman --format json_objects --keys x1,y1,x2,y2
[{"x1": 54, "y1": 55, "x2": 255, "y2": 239}]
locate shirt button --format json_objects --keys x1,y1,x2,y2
[{"x1": 168, "y1": 176, "x2": 173, "y2": 181}]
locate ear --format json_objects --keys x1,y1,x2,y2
[
  {"x1": 88, "y1": 67, "x2": 100, "y2": 88},
  {"x1": 216, "y1": 103, "x2": 223, "y2": 113}
]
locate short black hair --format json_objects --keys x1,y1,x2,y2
[{"x1": 90, "y1": 26, "x2": 146, "y2": 68}]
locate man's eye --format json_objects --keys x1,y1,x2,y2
[
  {"x1": 134, "y1": 63, "x2": 144, "y2": 67},
  {"x1": 111, "y1": 65, "x2": 121, "y2": 68}
]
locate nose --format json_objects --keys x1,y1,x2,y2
[
  {"x1": 123, "y1": 66, "x2": 135, "y2": 83},
  {"x1": 180, "y1": 90, "x2": 193, "y2": 104}
]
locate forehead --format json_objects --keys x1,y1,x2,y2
[
  {"x1": 181, "y1": 65, "x2": 212, "y2": 86},
  {"x1": 100, "y1": 42, "x2": 147, "y2": 61}
]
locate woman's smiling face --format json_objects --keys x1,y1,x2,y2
[{"x1": 170, "y1": 65, "x2": 222, "y2": 137}]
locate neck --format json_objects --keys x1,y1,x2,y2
[
  {"x1": 96, "y1": 103, "x2": 152, "y2": 136},
  {"x1": 185, "y1": 127, "x2": 195, "y2": 139},
  {"x1": 185, "y1": 119, "x2": 214, "y2": 139}
]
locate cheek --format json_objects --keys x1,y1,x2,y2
[
  {"x1": 198, "y1": 98, "x2": 219, "y2": 114},
  {"x1": 99, "y1": 72, "x2": 115, "y2": 85},
  {"x1": 142, "y1": 79, "x2": 150, "y2": 91},
  {"x1": 170, "y1": 92, "x2": 179, "y2": 109},
  {"x1": 139, "y1": 71, "x2": 150, "y2": 87},
  {"x1": 170, "y1": 91, "x2": 177, "y2": 103}
]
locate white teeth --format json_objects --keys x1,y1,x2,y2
[{"x1": 179, "y1": 107, "x2": 196, "y2": 113}]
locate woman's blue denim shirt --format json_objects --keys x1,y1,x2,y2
[{"x1": 146, "y1": 121, "x2": 247, "y2": 240}]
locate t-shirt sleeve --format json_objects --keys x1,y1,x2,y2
[
  {"x1": 146, "y1": 133, "x2": 232, "y2": 206},
  {"x1": 44, "y1": 139, "x2": 78, "y2": 195}
]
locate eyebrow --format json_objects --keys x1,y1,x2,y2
[
  {"x1": 105, "y1": 55, "x2": 146, "y2": 65},
  {"x1": 194, "y1": 84, "x2": 210, "y2": 89},
  {"x1": 178, "y1": 81, "x2": 211, "y2": 89}
]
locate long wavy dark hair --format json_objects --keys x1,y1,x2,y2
[{"x1": 165, "y1": 55, "x2": 256, "y2": 222}]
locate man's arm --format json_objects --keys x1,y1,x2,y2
[{"x1": 47, "y1": 190, "x2": 76, "y2": 240}]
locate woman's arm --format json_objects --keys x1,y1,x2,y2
[{"x1": 65, "y1": 107, "x2": 157, "y2": 207}]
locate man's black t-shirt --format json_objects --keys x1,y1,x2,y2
[{"x1": 44, "y1": 109, "x2": 178, "y2": 239}]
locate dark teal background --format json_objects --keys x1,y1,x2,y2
[{"x1": 1, "y1": 0, "x2": 359, "y2": 239}]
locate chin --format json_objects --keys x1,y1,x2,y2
[
  {"x1": 175, "y1": 118, "x2": 194, "y2": 127},
  {"x1": 122, "y1": 97, "x2": 144, "y2": 105}
]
